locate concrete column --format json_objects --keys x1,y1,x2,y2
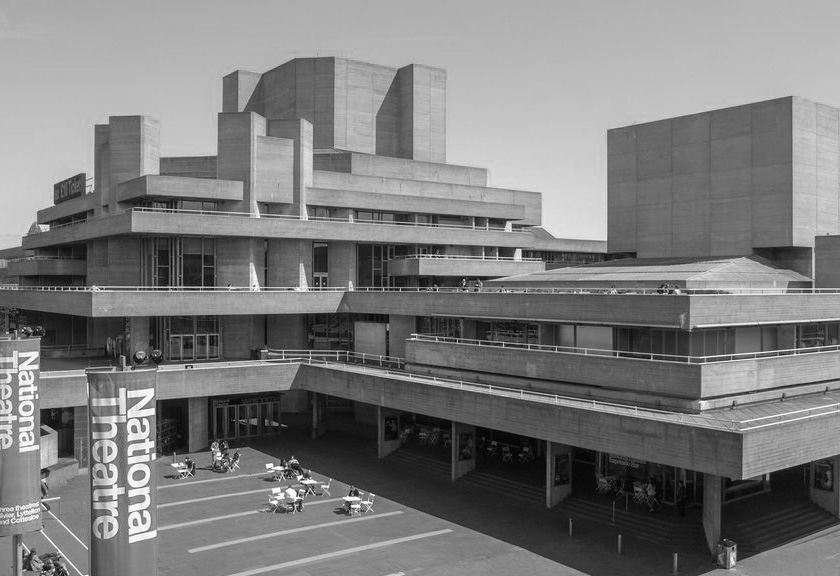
[
  {"x1": 377, "y1": 407, "x2": 402, "y2": 459},
  {"x1": 268, "y1": 119, "x2": 313, "y2": 218},
  {"x1": 546, "y1": 441, "x2": 572, "y2": 508},
  {"x1": 187, "y1": 397, "x2": 209, "y2": 453},
  {"x1": 451, "y1": 422, "x2": 476, "y2": 480},
  {"x1": 268, "y1": 240, "x2": 312, "y2": 288},
  {"x1": 703, "y1": 473, "x2": 723, "y2": 554},
  {"x1": 311, "y1": 393, "x2": 327, "y2": 439},
  {"x1": 266, "y1": 314, "x2": 306, "y2": 349},
  {"x1": 128, "y1": 316, "x2": 150, "y2": 360},
  {"x1": 73, "y1": 405, "x2": 89, "y2": 470},
  {"x1": 388, "y1": 315, "x2": 415, "y2": 359},
  {"x1": 329, "y1": 241, "x2": 357, "y2": 289},
  {"x1": 810, "y1": 456, "x2": 840, "y2": 517}
]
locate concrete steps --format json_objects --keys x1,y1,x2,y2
[
  {"x1": 384, "y1": 448, "x2": 450, "y2": 479},
  {"x1": 728, "y1": 501, "x2": 839, "y2": 556},
  {"x1": 385, "y1": 449, "x2": 544, "y2": 505},
  {"x1": 459, "y1": 469, "x2": 544, "y2": 505},
  {"x1": 559, "y1": 495, "x2": 707, "y2": 550}
]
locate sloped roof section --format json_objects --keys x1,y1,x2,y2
[{"x1": 487, "y1": 255, "x2": 812, "y2": 289}]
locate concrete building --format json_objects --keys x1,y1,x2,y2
[{"x1": 1, "y1": 61, "x2": 839, "y2": 555}]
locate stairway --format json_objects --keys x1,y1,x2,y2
[
  {"x1": 559, "y1": 495, "x2": 707, "y2": 550},
  {"x1": 727, "y1": 501, "x2": 839, "y2": 557},
  {"x1": 384, "y1": 449, "x2": 544, "y2": 505},
  {"x1": 459, "y1": 469, "x2": 544, "y2": 505},
  {"x1": 384, "y1": 448, "x2": 450, "y2": 479}
]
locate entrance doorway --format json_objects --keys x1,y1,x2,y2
[{"x1": 212, "y1": 396, "x2": 282, "y2": 442}]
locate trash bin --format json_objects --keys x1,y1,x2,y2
[{"x1": 716, "y1": 539, "x2": 737, "y2": 569}]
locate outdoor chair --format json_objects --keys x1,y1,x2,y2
[
  {"x1": 350, "y1": 492, "x2": 363, "y2": 516},
  {"x1": 633, "y1": 483, "x2": 647, "y2": 504},
  {"x1": 319, "y1": 478, "x2": 332, "y2": 496},
  {"x1": 361, "y1": 493, "x2": 376, "y2": 514},
  {"x1": 268, "y1": 488, "x2": 285, "y2": 513},
  {"x1": 228, "y1": 454, "x2": 241, "y2": 473},
  {"x1": 596, "y1": 475, "x2": 612, "y2": 495},
  {"x1": 501, "y1": 446, "x2": 513, "y2": 463}
]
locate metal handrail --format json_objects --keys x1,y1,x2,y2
[
  {"x1": 409, "y1": 333, "x2": 840, "y2": 364},
  {"x1": 25, "y1": 206, "x2": 530, "y2": 235},
  {"x1": 390, "y1": 254, "x2": 542, "y2": 262},
  {"x1": 6, "y1": 282, "x2": 840, "y2": 296},
  {"x1": 9, "y1": 256, "x2": 86, "y2": 263}
]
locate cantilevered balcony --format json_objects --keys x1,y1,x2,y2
[
  {"x1": 405, "y1": 334, "x2": 840, "y2": 408},
  {"x1": 116, "y1": 175, "x2": 244, "y2": 203},
  {"x1": 21, "y1": 207, "x2": 535, "y2": 250},
  {"x1": 38, "y1": 353, "x2": 840, "y2": 480},
  {"x1": 7, "y1": 256, "x2": 86, "y2": 277},
  {"x1": 388, "y1": 254, "x2": 545, "y2": 278}
]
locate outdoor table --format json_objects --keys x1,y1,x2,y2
[{"x1": 299, "y1": 478, "x2": 319, "y2": 495}]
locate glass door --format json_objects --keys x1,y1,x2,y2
[{"x1": 169, "y1": 335, "x2": 183, "y2": 361}]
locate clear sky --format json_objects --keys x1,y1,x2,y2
[{"x1": 2, "y1": 0, "x2": 840, "y2": 248}]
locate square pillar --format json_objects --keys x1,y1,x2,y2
[
  {"x1": 546, "y1": 442, "x2": 572, "y2": 507},
  {"x1": 703, "y1": 473, "x2": 723, "y2": 554},
  {"x1": 73, "y1": 405, "x2": 89, "y2": 470},
  {"x1": 311, "y1": 393, "x2": 327, "y2": 439},
  {"x1": 451, "y1": 422, "x2": 476, "y2": 480},
  {"x1": 187, "y1": 397, "x2": 209, "y2": 453}
]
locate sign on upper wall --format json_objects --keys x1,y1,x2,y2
[{"x1": 53, "y1": 173, "x2": 86, "y2": 205}]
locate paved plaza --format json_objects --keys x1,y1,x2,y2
[{"x1": 3, "y1": 421, "x2": 840, "y2": 575}]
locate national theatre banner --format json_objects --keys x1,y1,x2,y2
[
  {"x1": 0, "y1": 337, "x2": 42, "y2": 537},
  {"x1": 87, "y1": 367, "x2": 158, "y2": 576}
]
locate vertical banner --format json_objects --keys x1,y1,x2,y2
[
  {"x1": 87, "y1": 367, "x2": 158, "y2": 576},
  {"x1": 0, "y1": 336, "x2": 42, "y2": 536}
]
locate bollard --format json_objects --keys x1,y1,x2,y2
[
  {"x1": 672, "y1": 552, "x2": 679, "y2": 574},
  {"x1": 612, "y1": 501, "x2": 616, "y2": 524},
  {"x1": 569, "y1": 517, "x2": 573, "y2": 537},
  {"x1": 617, "y1": 533, "x2": 622, "y2": 555}
]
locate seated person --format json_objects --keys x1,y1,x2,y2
[
  {"x1": 41, "y1": 554, "x2": 56, "y2": 576},
  {"x1": 345, "y1": 485, "x2": 360, "y2": 512},
  {"x1": 24, "y1": 547, "x2": 43, "y2": 571},
  {"x1": 186, "y1": 457, "x2": 196, "y2": 475},
  {"x1": 288, "y1": 455, "x2": 302, "y2": 473},
  {"x1": 283, "y1": 486, "x2": 298, "y2": 511},
  {"x1": 302, "y1": 468, "x2": 312, "y2": 480},
  {"x1": 53, "y1": 556, "x2": 70, "y2": 576},
  {"x1": 231, "y1": 449, "x2": 241, "y2": 465},
  {"x1": 219, "y1": 440, "x2": 229, "y2": 457}
]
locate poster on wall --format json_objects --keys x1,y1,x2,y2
[
  {"x1": 814, "y1": 460, "x2": 834, "y2": 491},
  {"x1": 0, "y1": 337, "x2": 42, "y2": 537},
  {"x1": 87, "y1": 366, "x2": 159, "y2": 576},
  {"x1": 554, "y1": 454, "x2": 570, "y2": 486}
]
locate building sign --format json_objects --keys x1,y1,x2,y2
[
  {"x1": 0, "y1": 337, "x2": 42, "y2": 537},
  {"x1": 609, "y1": 454, "x2": 645, "y2": 469},
  {"x1": 53, "y1": 172, "x2": 86, "y2": 205},
  {"x1": 87, "y1": 367, "x2": 158, "y2": 576}
]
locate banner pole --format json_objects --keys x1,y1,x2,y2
[{"x1": 13, "y1": 534, "x2": 23, "y2": 575}]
